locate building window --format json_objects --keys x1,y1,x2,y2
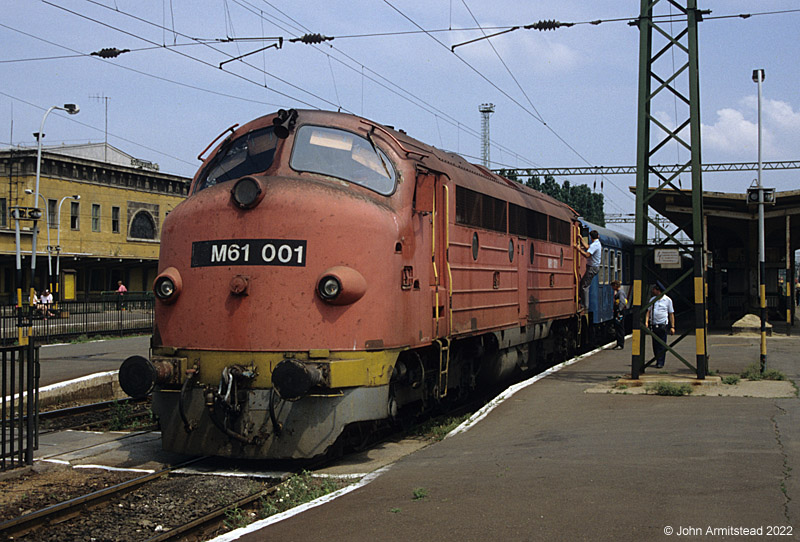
[
  {"x1": 0, "y1": 198, "x2": 6, "y2": 228},
  {"x1": 130, "y1": 211, "x2": 156, "y2": 240},
  {"x1": 92, "y1": 204, "x2": 101, "y2": 232},
  {"x1": 47, "y1": 199, "x2": 56, "y2": 228},
  {"x1": 112, "y1": 206, "x2": 120, "y2": 233},
  {"x1": 70, "y1": 201, "x2": 80, "y2": 230}
]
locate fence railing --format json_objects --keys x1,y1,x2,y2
[
  {"x1": 1, "y1": 343, "x2": 39, "y2": 470},
  {"x1": 0, "y1": 298, "x2": 154, "y2": 346}
]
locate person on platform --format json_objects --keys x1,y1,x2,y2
[
  {"x1": 611, "y1": 280, "x2": 627, "y2": 349},
  {"x1": 644, "y1": 281, "x2": 675, "y2": 369},
  {"x1": 578, "y1": 230, "x2": 602, "y2": 308},
  {"x1": 116, "y1": 280, "x2": 127, "y2": 310},
  {"x1": 41, "y1": 289, "x2": 54, "y2": 317}
]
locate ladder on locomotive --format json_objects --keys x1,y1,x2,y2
[{"x1": 435, "y1": 338, "x2": 450, "y2": 398}]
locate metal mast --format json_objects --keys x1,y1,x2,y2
[
  {"x1": 479, "y1": 103, "x2": 495, "y2": 167},
  {"x1": 631, "y1": 0, "x2": 708, "y2": 379}
]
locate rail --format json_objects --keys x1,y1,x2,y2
[
  {"x1": 1, "y1": 343, "x2": 39, "y2": 470},
  {"x1": 0, "y1": 298, "x2": 154, "y2": 346}
]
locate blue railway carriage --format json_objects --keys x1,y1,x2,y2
[{"x1": 578, "y1": 219, "x2": 634, "y2": 327}]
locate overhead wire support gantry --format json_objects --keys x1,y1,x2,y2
[
  {"x1": 492, "y1": 160, "x2": 800, "y2": 177},
  {"x1": 630, "y1": 0, "x2": 707, "y2": 381}
]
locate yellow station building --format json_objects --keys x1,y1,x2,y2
[{"x1": 0, "y1": 143, "x2": 190, "y2": 303}]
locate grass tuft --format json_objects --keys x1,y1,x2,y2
[
  {"x1": 645, "y1": 382, "x2": 693, "y2": 396},
  {"x1": 740, "y1": 363, "x2": 786, "y2": 381}
]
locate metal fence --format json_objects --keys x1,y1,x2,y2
[
  {"x1": 1, "y1": 343, "x2": 39, "y2": 470},
  {"x1": 0, "y1": 295, "x2": 154, "y2": 346}
]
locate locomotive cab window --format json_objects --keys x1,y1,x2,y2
[
  {"x1": 194, "y1": 127, "x2": 279, "y2": 193},
  {"x1": 290, "y1": 125, "x2": 396, "y2": 195}
]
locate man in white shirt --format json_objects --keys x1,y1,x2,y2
[
  {"x1": 644, "y1": 281, "x2": 675, "y2": 368},
  {"x1": 578, "y1": 230, "x2": 602, "y2": 307}
]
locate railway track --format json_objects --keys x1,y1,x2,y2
[
  {"x1": 0, "y1": 457, "x2": 207, "y2": 539},
  {"x1": 39, "y1": 397, "x2": 155, "y2": 432}
]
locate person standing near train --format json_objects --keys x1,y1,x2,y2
[
  {"x1": 578, "y1": 230, "x2": 602, "y2": 308},
  {"x1": 611, "y1": 280, "x2": 627, "y2": 349},
  {"x1": 644, "y1": 281, "x2": 674, "y2": 369}
]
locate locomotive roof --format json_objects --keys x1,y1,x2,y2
[
  {"x1": 239, "y1": 109, "x2": 578, "y2": 223},
  {"x1": 361, "y1": 114, "x2": 579, "y2": 223}
]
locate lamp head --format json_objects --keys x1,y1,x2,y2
[
  {"x1": 752, "y1": 69, "x2": 765, "y2": 83},
  {"x1": 24, "y1": 189, "x2": 33, "y2": 195},
  {"x1": 73, "y1": 195, "x2": 80, "y2": 200},
  {"x1": 63, "y1": 104, "x2": 80, "y2": 115}
]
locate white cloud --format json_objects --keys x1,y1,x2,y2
[
  {"x1": 701, "y1": 107, "x2": 760, "y2": 156},
  {"x1": 740, "y1": 96, "x2": 800, "y2": 131}
]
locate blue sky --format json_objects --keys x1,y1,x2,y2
[{"x1": 2, "y1": 1, "x2": 799, "y2": 220}]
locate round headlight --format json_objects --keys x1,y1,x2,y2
[
  {"x1": 318, "y1": 276, "x2": 341, "y2": 300},
  {"x1": 231, "y1": 176, "x2": 263, "y2": 209},
  {"x1": 153, "y1": 267, "x2": 182, "y2": 304},
  {"x1": 155, "y1": 277, "x2": 175, "y2": 299}
]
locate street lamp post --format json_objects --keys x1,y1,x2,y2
[
  {"x1": 25, "y1": 189, "x2": 53, "y2": 293},
  {"x1": 753, "y1": 69, "x2": 766, "y2": 373},
  {"x1": 55, "y1": 195, "x2": 80, "y2": 302},
  {"x1": 31, "y1": 104, "x2": 79, "y2": 304}
]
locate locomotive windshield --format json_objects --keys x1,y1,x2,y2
[
  {"x1": 194, "y1": 127, "x2": 278, "y2": 193},
  {"x1": 290, "y1": 125, "x2": 396, "y2": 195}
]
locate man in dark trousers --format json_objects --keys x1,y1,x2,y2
[
  {"x1": 578, "y1": 230, "x2": 601, "y2": 308},
  {"x1": 611, "y1": 280, "x2": 627, "y2": 349},
  {"x1": 644, "y1": 281, "x2": 675, "y2": 368}
]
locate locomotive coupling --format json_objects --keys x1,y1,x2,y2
[
  {"x1": 119, "y1": 355, "x2": 182, "y2": 398},
  {"x1": 271, "y1": 359, "x2": 324, "y2": 401}
]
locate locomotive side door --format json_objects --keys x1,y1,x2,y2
[
  {"x1": 517, "y1": 236, "x2": 529, "y2": 326},
  {"x1": 414, "y1": 171, "x2": 451, "y2": 341}
]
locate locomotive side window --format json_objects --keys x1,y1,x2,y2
[
  {"x1": 290, "y1": 126, "x2": 396, "y2": 195},
  {"x1": 548, "y1": 217, "x2": 570, "y2": 245},
  {"x1": 456, "y1": 186, "x2": 506, "y2": 233},
  {"x1": 508, "y1": 203, "x2": 546, "y2": 240},
  {"x1": 195, "y1": 127, "x2": 278, "y2": 193}
]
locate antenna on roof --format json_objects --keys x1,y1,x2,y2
[{"x1": 89, "y1": 94, "x2": 110, "y2": 162}]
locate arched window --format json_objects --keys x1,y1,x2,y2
[{"x1": 130, "y1": 211, "x2": 156, "y2": 240}]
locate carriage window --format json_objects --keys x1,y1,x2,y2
[
  {"x1": 291, "y1": 125, "x2": 396, "y2": 195},
  {"x1": 602, "y1": 248, "x2": 609, "y2": 284},
  {"x1": 195, "y1": 127, "x2": 278, "y2": 193},
  {"x1": 615, "y1": 252, "x2": 622, "y2": 282}
]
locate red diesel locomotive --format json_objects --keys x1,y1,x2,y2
[{"x1": 119, "y1": 109, "x2": 589, "y2": 459}]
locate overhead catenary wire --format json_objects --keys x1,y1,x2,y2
[
  {"x1": 234, "y1": 0, "x2": 546, "y2": 167},
  {"x1": 49, "y1": 0, "x2": 338, "y2": 110},
  {"x1": 9, "y1": 2, "x2": 791, "y2": 208}
]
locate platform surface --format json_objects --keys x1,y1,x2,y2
[{"x1": 222, "y1": 330, "x2": 800, "y2": 541}]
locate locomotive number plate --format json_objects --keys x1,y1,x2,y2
[{"x1": 191, "y1": 239, "x2": 307, "y2": 267}]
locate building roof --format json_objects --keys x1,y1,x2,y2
[{"x1": 1, "y1": 142, "x2": 161, "y2": 172}]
